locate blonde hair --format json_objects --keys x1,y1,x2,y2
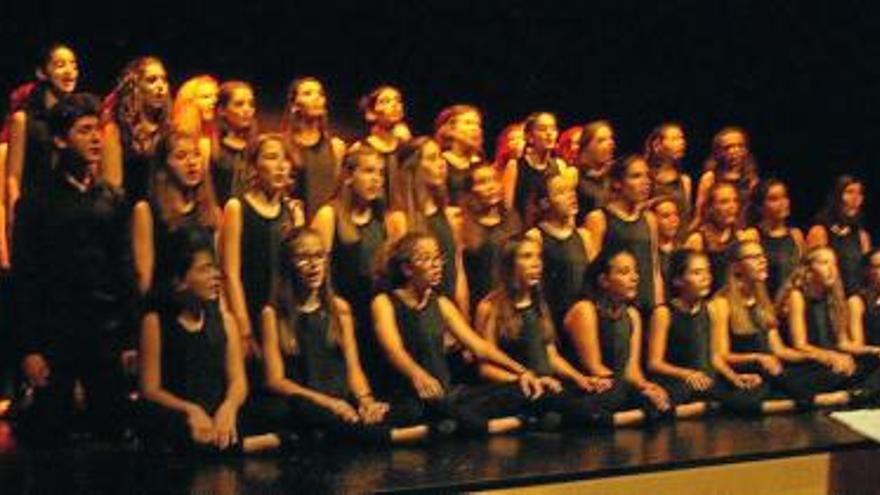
[
  {"x1": 775, "y1": 246, "x2": 849, "y2": 341},
  {"x1": 718, "y1": 241, "x2": 778, "y2": 335}
]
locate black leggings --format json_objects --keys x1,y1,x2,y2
[
  {"x1": 17, "y1": 346, "x2": 131, "y2": 444},
  {"x1": 250, "y1": 393, "x2": 399, "y2": 445},
  {"x1": 653, "y1": 374, "x2": 767, "y2": 415},
  {"x1": 385, "y1": 382, "x2": 530, "y2": 435}
]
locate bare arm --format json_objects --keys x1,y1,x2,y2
[
  {"x1": 707, "y1": 297, "x2": 750, "y2": 383},
  {"x1": 101, "y1": 121, "x2": 124, "y2": 188},
  {"x1": 385, "y1": 210, "x2": 408, "y2": 244},
  {"x1": 623, "y1": 307, "x2": 650, "y2": 387},
  {"x1": 583, "y1": 209, "x2": 607, "y2": 257},
  {"x1": 371, "y1": 293, "x2": 437, "y2": 381},
  {"x1": 474, "y1": 299, "x2": 522, "y2": 383},
  {"x1": 563, "y1": 301, "x2": 614, "y2": 377},
  {"x1": 220, "y1": 199, "x2": 252, "y2": 339},
  {"x1": 647, "y1": 305, "x2": 699, "y2": 380},
  {"x1": 691, "y1": 172, "x2": 714, "y2": 230},
  {"x1": 6, "y1": 112, "x2": 26, "y2": 215},
  {"x1": 438, "y1": 295, "x2": 528, "y2": 375},
  {"x1": 501, "y1": 158, "x2": 518, "y2": 211},
  {"x1": 132, "y1": 201, "x2": 155, "y2": 295},
  {"x1": 645, "y1": 211, "x2": 665, "y2": 305},
  {"x1": 310, "y1": 205, "x2": 336, "y2": 255},
  {"x1": 139, "y1": 312, "x2": 205, "y2": 415},
  {"x1": 260, "y1": 305, "x2": 346, "y2": 406}
]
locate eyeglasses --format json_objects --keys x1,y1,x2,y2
[{"x1": 293, "y1": 252, "x2": 327, "y2": 267}]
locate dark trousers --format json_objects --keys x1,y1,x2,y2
[
  {"x1": 249, "y1": 393, "x2": 395, "y2": 445},
  {"x1": 18, "y1": 342, "x2": 130, "y2": 444},
  {"x1": 385, "y1": 382, "x2": 531, "y2": 434},
  {"x1": 654, "y1": 374, "x2": 767, "y2": 415}
]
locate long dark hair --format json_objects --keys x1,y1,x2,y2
[
  {"x1": 583, "y1": 246, "x2": 636, "y2": 317},
  {"x1": 374, "y1": 231, "x2": 436, "y2": 292},
  {"x1": 103, "y1": 56, "x2": 171, "y2": 156},
  {"x1": 149, "y1": 131, "x2": 219, "y2": 231},
  {"x1": 666, "y1": 249, "x2": 708, "y2": 299},
  {"x1": 484, "y1": 235, "x2": 555, "y2": 343},
  {"x1": 163, "y1": 224, "x2": 217, "y2": 314},
  {"x1": 815, "y1": 174, "x2": 865, "y2": 228},
  {"x1": 332, "y1": 145, "x2": 386, "y2": 245},
  {"x1": 271, "y1": 228, "x2": 343, "y2": 356}
]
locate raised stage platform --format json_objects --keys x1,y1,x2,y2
[{"x1": 0, "y1": 411, "x2": 878, "y2": 494}]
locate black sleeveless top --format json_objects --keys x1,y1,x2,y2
[
  {"x1": 665, "y1": 303, "x2": 713, "y2": 374},
  {"x1": 121, "y1": 142, "x2": 155, "y2": 205},
  {"x1": 826, "y1": 224, "x2": 863, "y2": 296},
  {"x1": 603, "y1": 208, "x2": 655, "y2": 311},
  {"x1": 240, "y1": 198, "x2": 285, "y2": 335},
  {"x1": 597, "y1": 303, "x2": 633, "y2": 376},
  {"x1": 212, "y1": 142, "x2": 248, "y2": 205},
  {"x1": 659, "y1": 247, "x2": 672, "y2": 286},
  {"x1": 160, "y1": 302, "x2": 228, "y2": 413},
  {"x1": 857, "y1": 293, "x2": 880, "y2": 346},
  {"x1": 696, "y1": 230, "x2": 735, "y2": 294},
  {"x1": 805, "y1": 293, "x2": 836, "y2": 349},
  {"x1": 498, "y1": 304, "x2": 554, "y2": 377},
  {"x1": 729, "y1": 303, "x2": 771, "y2": 354},
  {"x1": 20, "y1": 85, "x2": 54, "y2": 198},
  {"x1": 283, "y1": 308, "x2": 349, "y2": 398},
  {"x1": 540, "y1": 227, "x2": 589, "y2": 327},
  {"x1": 575, "y1": 172, "x2": 609, "y2": 226},
  {"x1": 463, "y1": 218, "x2": 512, "y2": 313},
  {"x1": 653, "y1": 173, "x2": 691, "y2": 226},
  {"x1": 425, "y1": 210, "x2": 458, "y2": 299},
  {"x1": 446, "y1": 164, "x2": 471, "y2": 207},
  {"x1": 298, "y1": 135, "x2": 338, "y2": 221},
  {"x1": 389, "y1": 291, "x2": 452, "y2": 389},
  {"x1": 150, "y1": 204, "x2": 206, "y2": 301},
  {"x1": 331, "y1": 211, "x2": 386, "y2": 314},
  {"x1": 761, "y1": 229, "x2": 800, "y2": 297},
  {"x1": 513, "y1": 156, "x2": 563, "y2": 228}
]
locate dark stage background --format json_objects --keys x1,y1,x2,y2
[{"x1": 2, "y1": 0, "x2": 879, "y2": 231}]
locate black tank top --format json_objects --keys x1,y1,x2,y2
[
  {"x1": 21, "y1": 101, "x2": 53, "y2": 198},
  {"x1": 698, "y1": 230, "x2": 735, "y2": 294},
  {"x1": 150, "y1": 205, "x2": 205, "y2": 301},
  {"x1": 161, "y1": 302, "x2": 228, "y2": 413},
  {"x1": 212, "y1": 142, "x2": 248, "y2": 205},
  {"x1": 575, "y1": 172, "x2": 609, "y2": 226},
  {"x1": 122, "y1": 144, "x2": 154, "y2": 205},
  {"x1": 331, "y1": 212, "x2": 386, "y2": 315},
  {"x1": 425, "y1": 210, "x2": 457, "y2": 299},
  {"x1": 762, "y1": 229, "x2": 800, "y2": 297},
  {"x1": 240, "y1": 198, "x2": 285, "y2": 335},
  {"x1": 658, "y1": 247, "x2": 672, "y2": 286},
  {"x1": 805, "y1": 294, "x2": 836, "y2": 349},
  {"x1": 463, "y1": 219, "x2": 511, "y2": 313},
  {"x1": 729, "y1": 303, "x2": 771, "y2": 354},
  {"x1": 389, "y1": 291, "x2": 452, "y2": 389},
  {"x1": 498, "y1": 304, "x2": 554, "y2": 377},
  {"x1": 446, "y1": 164, "x2": 471, "y2": 207},
  {"x1": 298, "y1": 135, "x2": 338, "y2": 221},
  {"x1": 597, "y1": 303, "x2": 633, "y2": 376},
  {"x1": 284, "y1": 308, "x2": 349, "y2": 398},
  {"x1": 665, "y1": 303, "x2": 713, "y2": 373},
  {"x1": 540, "y1": 226, "x2": 589, "y2": 327},
  {"x1": 513, "y1": 156, "x2": 563, "y2": 228},
  {"x1": 827, "y1": 224, "x2": 863, "y2": 295},
  {"x1": 603, "y1": 208, "x2": 655, "y2": 311}
]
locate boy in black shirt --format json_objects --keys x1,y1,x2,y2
[{"x1": 13, "y1": 93, "x2": 137, "y2": 444}]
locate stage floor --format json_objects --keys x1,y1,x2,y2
[{"x1": 0, "y1": 412, "x2": 877, "y2": 494}]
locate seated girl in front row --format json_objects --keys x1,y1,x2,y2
[
  {"x1": 650, "y1": 248, "x2": 814, "y2": 415},
  {"x1": 477, "y1": 235, "x2": 665, "y2": 429},
  {"x1": 371, "y1": 232, "x2": 548, "y2": 435},
  {"x1": 712, "y1": 241, "x2": 858, "y2": 408},
  {"x1": 139, "y1": 226, "x2": 282, "y2": 453},
  {"x1": 260, "y1": 229, "x2": 431, "y2": 444}
]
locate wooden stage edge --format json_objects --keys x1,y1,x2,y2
[{"x1": 479, "y1": 448, "x2": 880, "y2": 495}]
